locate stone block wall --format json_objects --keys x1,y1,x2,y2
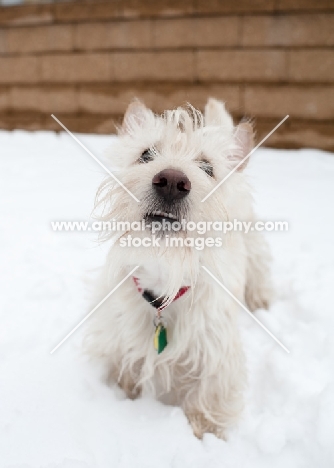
[{"x1": 0, "y1": 0, "x2": 333, "y2": 149}]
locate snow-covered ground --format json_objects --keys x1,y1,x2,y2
[{"x1": 1, "y1": 130, "x2": 334, "y2": 468}]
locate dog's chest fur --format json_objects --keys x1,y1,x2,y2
[{"x1": 134, "y1": 263, "x2": 170, "y2": 298}]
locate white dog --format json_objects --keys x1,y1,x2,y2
[{"x1": 85, "y1": 99, "x2": 272, "y2": 439}]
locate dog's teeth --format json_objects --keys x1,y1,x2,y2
[{"x1": 151, "y1": 210, "x2": 177, "y2": 220}]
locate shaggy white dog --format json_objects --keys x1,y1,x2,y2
[{"x1": 85, "y1": 98, "x2": 272, "y2": 439}]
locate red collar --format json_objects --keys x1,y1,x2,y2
[{"x1": 133, "y1": 277, "x2": 190, "y2": 310}]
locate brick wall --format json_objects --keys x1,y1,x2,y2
[{"x1": 0, "y1": 0, "x2": 333, "y2": 150}]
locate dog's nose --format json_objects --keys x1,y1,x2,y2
[{"x1": 152, "y1": 169, "x2": 191, "y2": 202}]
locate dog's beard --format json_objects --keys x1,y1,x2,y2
[{"x1": 141, "y1": 190, "x2": 189, "y2": 238}]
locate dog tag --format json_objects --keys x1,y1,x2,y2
[{"x1": 154, "y1": 324, "x2": 167, "y2": 354}]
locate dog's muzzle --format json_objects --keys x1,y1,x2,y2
[{"x1": 144, "y1": 168, "x2": 190, "y2": 227}]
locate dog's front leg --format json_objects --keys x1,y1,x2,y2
[
  {"x1": 181, "y1": 352, "x2": 246, "y2": 440},
  {"x1": 183, "y1": 380, "x2": 244, "y2": 439}
]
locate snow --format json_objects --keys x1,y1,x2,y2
[{"x1": 1, "y1": 129, "x2": 334, "y2": 467}]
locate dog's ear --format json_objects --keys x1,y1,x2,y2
[
  {"x1": 121, "y1": 100, "x2": 153, "y2": 134},
  {"x1": 229, "y1": 121, "x2": 254, "y2": 171},
  {"x1": 204, "y1": 98, "x2": 234, "y2": 130}
]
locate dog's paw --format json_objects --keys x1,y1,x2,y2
[
  {"x1": 245, "y1": 284, "x2": 273, "y2": 312},
  {"x1": 120, "y1": 382, "x2": 141, "y2": 400},
  {"x1": 186, "y1": 412, "x2": 226, "y2": 440},
  {"x1": 107, "y1": 369, "x2": 141, "y2": 400},
  {"x1": 246, "y1": 295, "x2": 270, "y2": 312}
]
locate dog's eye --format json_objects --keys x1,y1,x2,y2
[
  {"x1": 199, "y1": 160, "x2": 214, "y2": 178},
  {"x1": 139, "y1": 149, "x2": 154, "y2": 164}
]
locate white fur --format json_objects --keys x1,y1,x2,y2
[{"x1": 85, "y1": 99, "x2": 272, "y2": 439}]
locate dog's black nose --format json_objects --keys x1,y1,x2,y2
[{"x1": 152, "y1": 169, "x2": 191, "y2": 202}]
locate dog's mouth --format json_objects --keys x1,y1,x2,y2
[{"x1": 145, "y1": 210, "x2": 179, "y2": 225}]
